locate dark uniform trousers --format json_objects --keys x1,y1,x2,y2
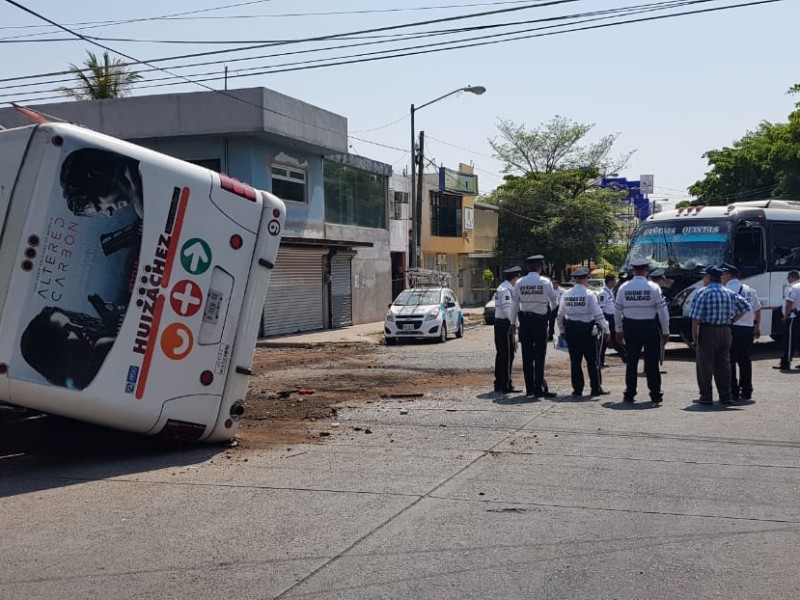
[
  {"x1": 696, "y1": 323, "x2": 732, "y2": 400},
  {"x1": 547, "y1": 307, "x2": 557, "y2": 340},
  {"x1": 779, "y1": 312, "x2": 800, "y2": 366},
  {"x1": 623, "y1": 318, "x2": 662, "y2": 399},
  {"x1": 493, "y1": 317, "x2": 515, "y2": 391},
  {"x1": 564, "y1": 320, "x2": 600, "y2": 393},
  {"x1": 729, "y1": 325, "x2": 754, "y2": 398},
  {"x1": 518, "y1": 312, "x2": 548, "y2": 395}
]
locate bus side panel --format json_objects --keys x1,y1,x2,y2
[{"x1": 205, "y1": 191, "x2": 285, "y2": 442}]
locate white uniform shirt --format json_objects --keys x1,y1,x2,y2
[
  {"x1": 557, "y1": 283, "x2": 609, "y2": 334},
  {"x1": 494, "y1": 280, "x2": 515, "y2": 321},
  {"x1": 781, "y1": 280, "x2": 800, "y2": 316},
  {"x1": 726, "y1": 279, "x2": 761, "y2": 327},
  {"x1": 613, "y1": 275, "x2": 670, "y2": 334},
  {"x1": 510, "y1": 273, "x2": 558, "y2": 321},
  {"x1": 597, "y1": 286, "x2": 615, "y2": 315}
]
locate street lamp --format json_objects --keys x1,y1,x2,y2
[{"x1": 409, "y1": 85, "x2": 486, "y2": 269}]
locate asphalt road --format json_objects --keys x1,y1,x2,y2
[{"x1": 2, "y1": 326, "x2": 799, "y2": 599}]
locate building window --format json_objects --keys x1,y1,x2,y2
[
  {"x1": 271, "y1": 164, "x2": 307, "y2": 203},
  {"x1": 392, "y1": 190, "x2": 409, "y2": 220},
  {"x1": 323, "y1": 159, "x2": 387, "y2": 229},
  {"x1": 430, "y1": 192, "x2": 462, "y2": 237}
]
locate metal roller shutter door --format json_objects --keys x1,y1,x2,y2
[
  {"x1": 262, "y1": 247, "x2": 325, "y2": 336},
  {"x1": 331, "y1": 252, "x2": 354, "y2": 327}
]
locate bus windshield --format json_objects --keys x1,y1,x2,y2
[{"x1": 626, "y1": 221, "x2": 731, "y2": 271}]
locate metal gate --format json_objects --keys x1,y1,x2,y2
[
  {"x1": 330, "y1": 251, "x2": 354, "y2": 327},
  {"x1": 262, "y1": 247, "x2": 326, "y2": 336}
]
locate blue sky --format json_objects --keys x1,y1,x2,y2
[{"x1": 1, "y1": 0, "x2": 798, "y2": 204}]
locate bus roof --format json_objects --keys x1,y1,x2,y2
[{"x1": 644, "y1": 199, "x2": 800, "y2": 223}]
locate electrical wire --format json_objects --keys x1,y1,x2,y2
[{"x1": 0, "y1": 0, "x2": 778, "y2": 103}]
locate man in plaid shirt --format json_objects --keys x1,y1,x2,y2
[{"x1": 689, "y1": 266, "x2": 751, "y2": 405}]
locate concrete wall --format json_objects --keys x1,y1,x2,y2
[{"x1": 325, "y1": 224, "x2": 391, "y2": 324}]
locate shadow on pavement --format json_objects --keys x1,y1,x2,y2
[
  {"x1": 601, "y1": 401, "x2": 661, "y2": 410},
  {"x1": 0, "y1": 412, "x2": 222, "y2": 499}
]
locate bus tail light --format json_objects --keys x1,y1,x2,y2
[{"x1": 219, "y1": 173, "x2": 256, "y2": 202}]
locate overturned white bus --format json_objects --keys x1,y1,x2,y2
[{"x1": 0, "y1": 122, "x2": 284, "y2": 441}]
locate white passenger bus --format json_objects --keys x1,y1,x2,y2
[
  {"x1": 0, "y1": 122, "x2": 284, "y2": 441},
  {"x1": 623, "y1": 200, "x2": 800, "y2": 343}
]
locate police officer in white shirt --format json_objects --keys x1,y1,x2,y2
[
  {"x1": 775, "y1": 270, "x2": 800, "y2": 370},
  {"x1": 510, "y1": 254, "x2": 558, "y2": 399},
  {"x1": 558, "y1": 267, "x2": 610, "y2": 396},
  {"x1": 493, "y1": 266, "x2": 522, "y2": 394},
  {"x1": 614, "y1": 258, "x2": 670, "y2": 404},
  {"x1": 597, "y1": 274, "x2": 622, "y2": 367},
  {"x1": 548, "y1": 280, "x2": 565, "y2": 341},
  {"x1": 721, "y1": 263, "x2": 761, "y2": 400}
]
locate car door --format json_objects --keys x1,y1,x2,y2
[{"x1": 444, "y1": 289, "x2": 458, "y2": 330}]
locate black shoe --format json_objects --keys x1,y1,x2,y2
[
  {"x1": 571, "y1": 389, "x2": 583, "y2": 396},
  {"x1": 590, "y1": 388, "x2": 610, "y2": 396},
  {"x1": 741, "y1": 391, "x2": 753, "y2": 401},
  {"x1": 505, "y1": 387, "x2": 522, "y2": 394},
  {"x1": 650, "y1": 394, "x2": 663, "y2": 404},
  {"x1": 773, "y1": 363, "x2": 791, "y2": 370},
  {"x1": 693, "y1": 397, "x2": 713, "y2": 405},
  {"x1": 719, "y1": 395, "x2": 733, "y2": 405},
  {"x1": 535, "y1": 390, "x2": 557, "y2": 398},
  {"x1": 622, "y1": 396, "x2": 635, "y2": 404}
]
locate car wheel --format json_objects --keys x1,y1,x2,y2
[
  {"x1": 385, "y1": 336, "x2": 396, "y2": 346},
  {"x1": 455, "y1": 318, "x2": 464, "y2": 338},
  {"x1": 438, "y1": 323, "x2": 447, "y2": 343}
]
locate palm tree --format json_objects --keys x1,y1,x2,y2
[{"x1": 58, "y1": 51, "x2": 142, "y2": 100}]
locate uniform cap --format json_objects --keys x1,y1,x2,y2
[
  {"x1": 503, "y1": 266, "x2": 522, "y2": 275},
  {"x1": 701, "y1": 265, "x2": 723, "y2": 277},
  {"x1": 630, "y1": 258, "x2": 650, "y2": 269},
  {"x1": 721, "y1": 263, "x2": 741, "y2": 277},
  {"x1": 571, "y1": 266, "x2": 590, "y2": 278},
  {"x1": 526, "y1": 254, "x2": 545, "y2": 262},
  {"x1": 649, "y1": 268, "x2": 666, "y2": 279}
]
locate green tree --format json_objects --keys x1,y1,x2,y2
[
  {"x1": 489, "y1": 115, "x2": 632, "y2": 179},
  {"x1": 689, "y1": 84, "x2": 800, "y2": 204},
  {"x1": 487, "y1": 117, "x2": 629, "y2": 275},
  {"x1": 58, "y1": 51, "x2": 142, "y2": 100}
]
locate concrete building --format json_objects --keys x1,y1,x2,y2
[
  {"x1": 0, "y1": 87, "x2": 393, "y2": 336},
  {"x1": 418, "y1": 164, "x2": 498, "y2": 306}
]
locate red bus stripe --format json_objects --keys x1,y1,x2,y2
[
  {"x1": 135, "y1": 295, "x2": 166, "y2": 400},
  {"x1": 161, "y1": 187, "x2": 190, "y2": 288},
  {"x1": 134, "y1": 186, "x2": 190, "y2": 399}
]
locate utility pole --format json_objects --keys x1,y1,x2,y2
[{"x1": 415, "y1": 130, "x2": 425, "y2": 269}]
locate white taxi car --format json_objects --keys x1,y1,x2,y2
[{"x1": 384, "y1": 287, "x2": 464, "y2": 344}]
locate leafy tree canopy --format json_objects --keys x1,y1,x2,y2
[
  {"x1": 489, "y1": 115, "x2": 632, "y2": 178},
  {"x1": 58, "y1": 51, "x2": 142, "y2": 100},
  {"x1": 689, "y1": 84, "x2": 800, "y2": 204},
  {"x1": 487, "y1": 117, "x2": 630, "y2": 275}
]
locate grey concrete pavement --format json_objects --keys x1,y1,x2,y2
[{"x1": 2, "y1": 325, "x2": 799, "y2": 599}]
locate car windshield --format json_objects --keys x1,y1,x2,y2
[
  {"x1": 626, "y1": 221, "x2": 731, "y2": 270},
  {"x1": 394, "y1": 289, "x2": 441, "y2": 306}
]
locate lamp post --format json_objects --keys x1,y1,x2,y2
[{"x1": 409, "y1": 85, "x2": 486, "y2": 270}]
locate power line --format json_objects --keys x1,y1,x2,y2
[
  {"x1": 0, "y1": 0, "x2": 770, "y2": 99},
  {"x1": 0, "y1": 0, "x2": 687, "y2": 95}
]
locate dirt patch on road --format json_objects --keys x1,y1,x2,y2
[{"x1": 238, "y1": 344, "x2": 579, "y2": 448}]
